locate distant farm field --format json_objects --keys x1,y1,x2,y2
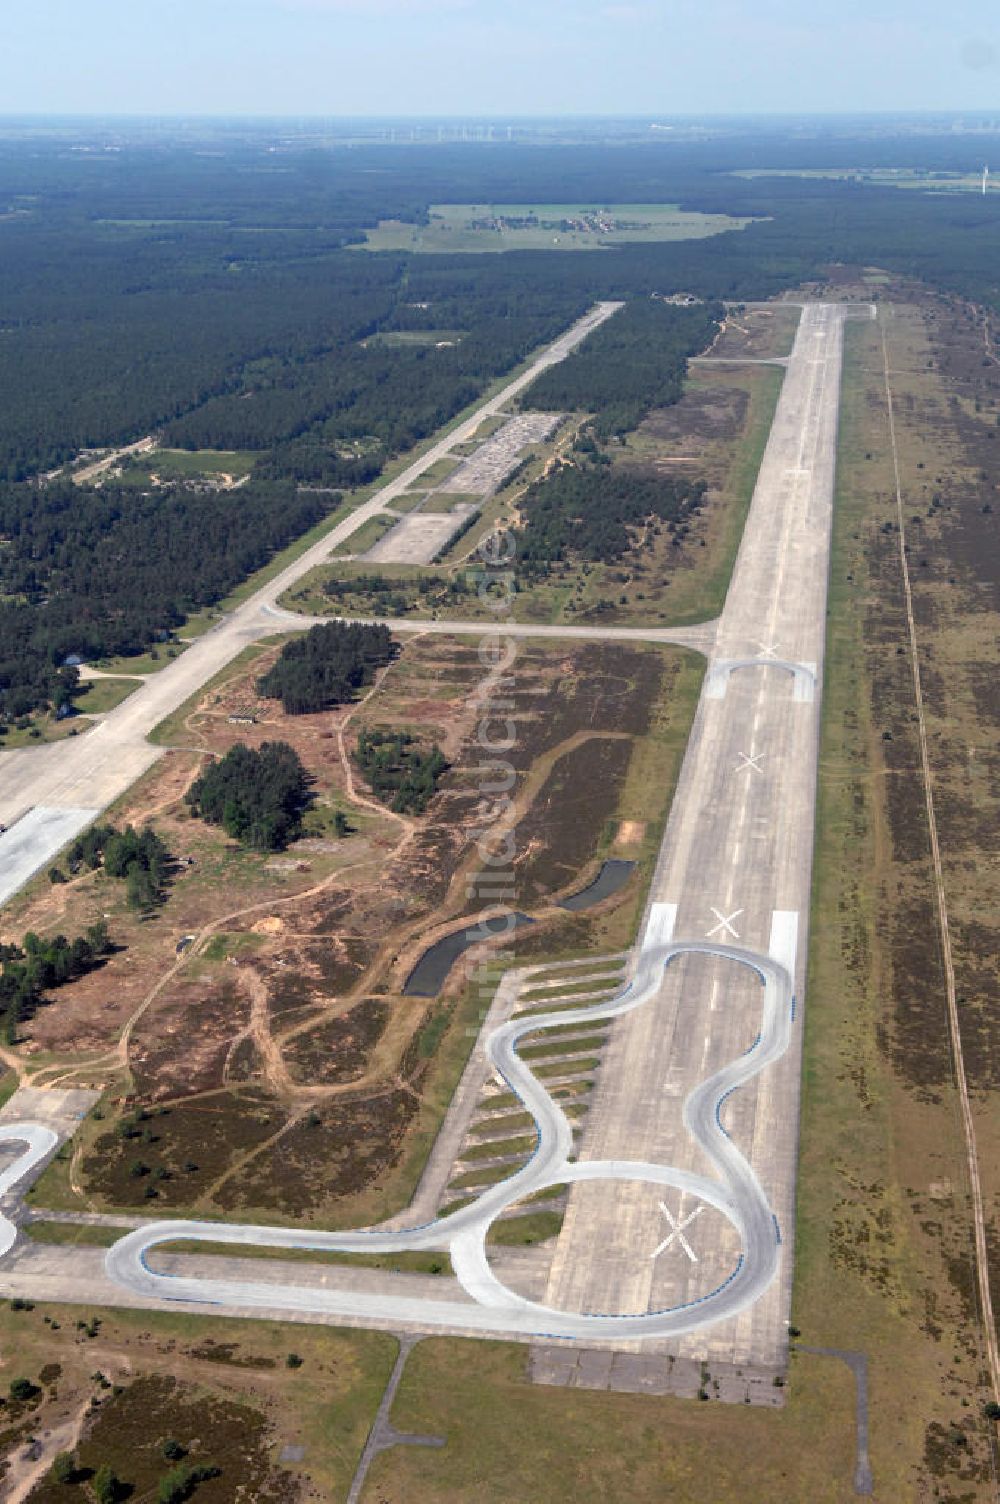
[
  {"x1": 355, "y1": 202, "x2": 757, "y2": 254},
  {"x1": 733, "y1": 167, "x2": 998, "y2": 194}
]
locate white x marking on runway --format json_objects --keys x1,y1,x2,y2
[
  {"x1": 651, "y1": 1201, "x2": 705, "y2": 1263},
  {"x1": 707, "y1": 907, "x2": 742, "y2": 940},
  {"x1": 736, "y1": 751, "x2": 764, "y2": 774},
  {"x1": 754, "y1": 640, "x2": 780, "y2": 659}
]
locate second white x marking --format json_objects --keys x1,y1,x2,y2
[
  {"x1": 707, "y1": 907, "x2": 742, "y2": 940},
  {"x1": 651, "y1": 1201, "x2": 705, "y2": 1263}
]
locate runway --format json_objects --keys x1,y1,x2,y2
[
  {"x1": 0, "y1": 302, "x2": 854, "y2": 1356},
  {"x1": 541, "y1": 298, "x2": 847, "y2": 1364}
]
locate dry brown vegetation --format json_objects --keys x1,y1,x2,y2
[
  {"x1": 794, "y1": 274, "x2": 1000, "y2": 1500},
  {"x1": 13, "y1": 634, "x2": 696, "y2": 1229},
  {"x1": 707, "y1": 301, "x2": 801, "y2": 360},
  {"x1": 0, "y1": 1299, "x2": 394, "y2": 1502}
]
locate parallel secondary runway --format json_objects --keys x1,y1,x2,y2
[{"x1": 0, "y1": 302, "x2": 855, "y2": 1353}]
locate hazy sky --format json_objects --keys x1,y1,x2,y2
[{"x1": 5, "y1": 0, "x2": 999, "y2": 117}]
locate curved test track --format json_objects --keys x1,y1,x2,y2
[
  {"x1": 0, "y1": 1124, "x2": 58, "y2": 1257},
  {"x1": 64, "y1": 939, "x2": 790, "y2": 1341}
]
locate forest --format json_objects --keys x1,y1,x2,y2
[
  {"x1": 185, "y1": 741, "x2": 312, "y2": 851},
  {"x1": 356, "y1": 730, "x2": 448, "y2": 815},
  {"x1": 4, "y1": 126, "x2": 1000, "y2": 719},
  {"x1": 3, "y1": 132, "x2": 1000, "y2": 485},
  {"x1": 0, "y1": 477, "x2": 333, "y2": 722},
  {"x1": 521, "y1": 299, "x2": 721, "y2": 436},
  {"x1": 162, "y1": 293, "x2": 578, "y2": 464},
  {"x1": 53, "y1": 824, "x2": 171, "y2": 913},
  {"x1": 513, "y1": 450, "x2": 708, "y2": 575},
  {"x1": 0, "y1": 922, "x2": 113, "y2": 1042},
  {"x1": 257, "y1": 621, "x2": 396, "y2": 714}
]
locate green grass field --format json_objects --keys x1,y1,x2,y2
[
  {"x1": 364, "y1": 329, "x2": 466, "y2": 347},
  {"x1": 113, "y1": 447, "x2": 256, "y2": 488},
  {"x1": 76, "y1": 676, "x2": 142, "y2": 714},
  {"x1": 408, "y1": 455, "x2": 461, "y2": 486},
  {"x1": 355, "y1": 202, "x2": 756, "y2": 254},
  {"x1": 363, "y1": 1339, "x2": 857, "y2": 1502},
  {"x1": 0, "y1": 712, "x2": 80, "y2": 749},
  {"x1": 153, "y1": 447, "x2": 255, "y2": 477},
  {"x1": 331, "y1": 512, "x2": 397, "y2": 556},
  {"x1": 94, "y1": 643, "x2": 186, "y2": 676},
  {"x1": 734, "y1": 167, "x2": 996, "y2": 194}
]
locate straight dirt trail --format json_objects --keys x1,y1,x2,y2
[{"x1": 880, "y1": 313, "x2": 1000, "y2": 1405}]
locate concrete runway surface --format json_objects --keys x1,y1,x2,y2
[{"x1": 0, "y1": 303, "x2": 856, "y2": 1355}]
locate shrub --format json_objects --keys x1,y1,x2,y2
[
  {"x1": 157, "y1": 1462, "x2": 221, "y2": 1503},
  {"x1": 50, "y1": 1451, "x2": 75, "y2": 1484},
  {"x1": 93, "y1": 1464, "x2": 122, "y2": 1504}
]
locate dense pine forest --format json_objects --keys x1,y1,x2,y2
[
  {"x1": 514, "y1": 450, "x2": 708, "y2": 575},
  {"x1": 521, "y1": 299, "x2": 721, "y2": 436},
  {"x1": 257, "y1": 621, "x2": 396, "y2": 714},
  {"x1": 185, "y1": 742, "x2": 312, "y2": 851},
  {"x1": 3, "y1": 125, "x2": 1000, "y2": 722},
  {"x1": 0, "y1": 478, "x2": 333, "y2": 722}
]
